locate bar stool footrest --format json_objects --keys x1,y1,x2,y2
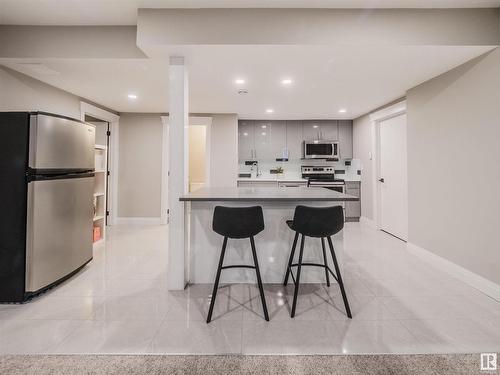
[
  {"x1": 289, "y1": 263, "x2": 339, "y2": 283},
  {"x1": 221, "y1": 265, "x2": 256, "y2": 270}
]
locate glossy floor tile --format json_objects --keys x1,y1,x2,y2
[{"x1": 0, "y1": 222, "x2": 499, "y2": 354}]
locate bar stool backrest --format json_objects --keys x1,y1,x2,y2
[
  {"x1": 292, "y1": 205, "x2": 344, "y2": 238},
  {"x1": 212, "y1": 206, "x2": 265, "y2": 239}
]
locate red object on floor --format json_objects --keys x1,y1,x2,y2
[{"x1": 93, "y1": 227, "x2": 101, "y2": 242}]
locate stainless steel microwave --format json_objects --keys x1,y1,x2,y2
[{"x1": 303, "y1": 140, "x2": 339, "y2": 159}]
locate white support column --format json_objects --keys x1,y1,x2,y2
[{"x1": 167, "y1": 56, "x2": 189, "y2": 290}]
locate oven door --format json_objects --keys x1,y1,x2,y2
[
  {"x1": 308, "y1": 181, "x2": 345, "y2": 194},
  {"x1": 323, "y1": 185, "x2": 344, "y2": 194},
  {"x1": 308, "y1": 182, "x2": 346, "y2": 213}
]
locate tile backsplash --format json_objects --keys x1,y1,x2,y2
[{"x1": 238, "y1": 158, "x2": 362, "y2": 181}]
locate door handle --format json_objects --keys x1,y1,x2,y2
[{"x1": 378, "y1": 178, "x2": 385, "y2": 183}]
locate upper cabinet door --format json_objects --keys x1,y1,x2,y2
[
  {"x1": 320, "y1": 120, "x2": 339, "y2": 141},
  {"x1": 269, "y1": 120, "x2": 286, "y2": 160},
  {"x1": 286, "y1": 120, "x2": 303, "y2": 160},
  {"x1": 338, "y1": 120, "x2": 353, "y2": 159},
  {"x1": 254, "y1": 120, "x2": 273, "y2": 160},
  {"x1": 238, "y1": 120, "x2": 255, "y2": 162},
  {"x1": 302, "y1": 121, "x2": 321, "y2": 141}
]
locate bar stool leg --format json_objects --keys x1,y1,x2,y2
[
  {"x1": 207, "y1": 236, "x2": 228, "y2": 323},
  {"x1": 291, "y1": 234, "x2": 305, "y2": 318},
  {"x1": 321, "y1": 237, "x2": 330, "y2": 287},
  {"x1": 283, "y1": 231, "x2": 299, "y2": 286},
  {"x1": 250, "y1": 236, "x2": 269, "y2": 321},
  {"x1": 327, "y1": 236, "x2": 352, "y2": 319}
]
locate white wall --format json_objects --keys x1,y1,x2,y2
[
  {"x1": 138, "y1": 8, "x2": 500, "y2": 47},
  {"x1": 0, "y1": 26, "x2": 145, "y2": 59},
  {"x1": 189, "y1": 125, "x2": 206, "y2": 185},
  {"x1": 353, "y1": 114, "x2": 374, "y2": 221},
  {"x1": 118, "y1": 113, "x2": 163, "y2": 218},
  {"x1": 406, "y1": 48, "x2": 500, "y2": 285},
  {"x1": 209, "y1": 114, "x2": 238, "y2": 187},
  {"x1": 0, "y1": 65, "x2": 82, "y2": 119}
]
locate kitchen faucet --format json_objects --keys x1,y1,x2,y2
[{"x1": 252, "y1": 162, "x2": 261, "y2": 177}]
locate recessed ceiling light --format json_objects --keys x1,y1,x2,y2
[
  {"x1": 128, "y1": 94, "x2": 138, "y2": 100},
  {"x1": 338, "y1": 108, "x2": 347, "y2": 113},
  {"x1": 235, "y1": 79, "x2": 245, "y2": 84},
  {"x1": 281, "y1": 79, "x2": 293, "y2": 85},
  {"x1": 266, "y1": 109, "x2": 274, "y2": 113},
  {"x1": 261, "y1": 125, "x2": 267, "y2": 129}
]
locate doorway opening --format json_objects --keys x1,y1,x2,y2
[
  {"x1": 189, "y1": 125, "x2": 207, "y2": 192},
  {"x1": 160, "y1": 116, "x2": 212, "y2": 224},
  {"x1": 85, "y1": 114, "x2": 111, "y2": 243}
]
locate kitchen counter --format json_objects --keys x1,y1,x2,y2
[
  {"x1": 237, "y1": 176, "x2": 361, "y2": 183},
  {"x1": 180, "y1": 187, "x2": 357, "y2": 202},
  {"x1": 237, "y1": 176, "x2": 308, "y2": 183},
  {"x1": 170, "y1": 187, "x2": 357, "y2": 289}
]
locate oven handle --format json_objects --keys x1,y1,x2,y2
[{"x1": 308, "y1": 182, "x2": 345, "y2": 187}]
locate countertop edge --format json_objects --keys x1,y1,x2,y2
[{"x1": 180, "y1": 197, "x2": 359, "y2": 202}]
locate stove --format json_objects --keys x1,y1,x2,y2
[{"x1": 301, "y1": 166, "x2": 345, "y2": 192}]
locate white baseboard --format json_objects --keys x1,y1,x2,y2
[
  {"x1": 407, "y1": 242, "x2": 500, "y2": 302},
  {"x1": 360, "y1": 216, "x2": 376, "y2": 229},
  {"x1": 115, "y1": 217, "x2": 163, "y2": 226}
]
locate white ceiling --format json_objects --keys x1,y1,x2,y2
[
  {"x1": 1, "y1": 45, "x2": 494, "y2": 118},
  {"x1": 1, "y1": 0, "x2": 499, "y2": 25}
]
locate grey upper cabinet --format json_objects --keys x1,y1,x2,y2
[
  {"x1": 338, "y1": 120, "x2": 353, "y2": 159},
  {"x1": 238, "y1": 120, "x2": 255, "y2": 162},
  {"x1": 285, "y1": 120, "x2": 303, "y2": 160},
  {"x1": 320, "y1": 120, "x2": 339, "y2": 141},
  {"x1": 239, "y1": 119, "x2": 353, "y2": 161},
  {"x1": 302, "y1": 120, "x2": 338, "y2": 141},
  {"x1": 253, "y1": 120, "x2": 272, "y2": 160},
  {"x1": 302, "y1": 120, "x2": 322, "y2": 141},
  {"x1": 269, "y1": 120, "x2": 287, "y2": 160}
]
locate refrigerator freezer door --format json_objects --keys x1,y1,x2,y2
[
  {"x1": 26, "y1": 175, "x2": 94, "y2": 292},
  {"x1": 29, "y1": 114, "x2": 95, "y2": 171}
]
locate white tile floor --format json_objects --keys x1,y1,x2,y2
[{"x1": 1, "y1": 223, "x2": 499, "y2": 354}]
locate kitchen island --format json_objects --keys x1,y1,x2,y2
[{"x1": 174, "y1": 187, "x2": 357, "y2": 289}]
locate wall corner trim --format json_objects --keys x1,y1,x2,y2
[
  {"x1": 115, "y1": 217, "x2": 163, "y2": 226},
  {"x1": 407, "y1": 242, "x2": 500, "y2": 302}
]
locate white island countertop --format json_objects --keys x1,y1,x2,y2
[{"x1": 179, "y1": 187, "x2": 358, "y2": 202}]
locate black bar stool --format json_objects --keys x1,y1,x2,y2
[
  {"x1": 207, "y1": 205, "x2": 269, "y2": 323},
  {"x1": 283, "y1": 205, "x2": 352, "y2": 319}
]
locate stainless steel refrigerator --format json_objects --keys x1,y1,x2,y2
[{"x1": 0, "y1": 112, "x2": 95, "y2": 302}]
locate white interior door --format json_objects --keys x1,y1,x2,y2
[{"x1": 379, "y1": 113, "x2": 408, "y2": 241}]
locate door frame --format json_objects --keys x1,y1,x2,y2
[
  {"x1": 80, "y1": 102, "x2": 120, "y2": 226},
  {"x1": 369, "y1": 100, "x2": 407, "y2": 233},
  {"x1": 160, "y1": 115, "x2": 212, "y2": 225}
]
